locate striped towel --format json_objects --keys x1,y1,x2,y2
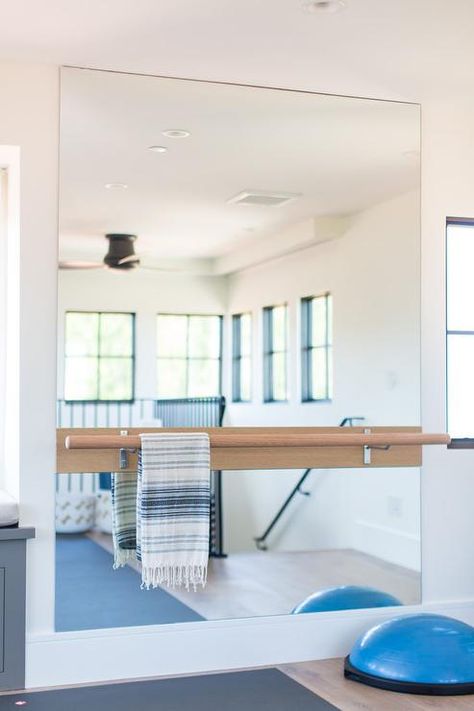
[
  {"x1": 112, "y1": 432, "x2": 210, "y2": 590},
  {"x1": 111, "y1": 471, "x2": 137, "y2": 568}
]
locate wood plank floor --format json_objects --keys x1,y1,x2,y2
[
  {"x1": 88, "y1": 531, "x2": 420, "y2": 620},
  {"x1": 280, "y1": 659, "x2": 474, "y2": 710}
]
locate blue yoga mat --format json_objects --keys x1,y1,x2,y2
[{"x1": 55, "y1": 534, "x2": 205, "y2": 631}]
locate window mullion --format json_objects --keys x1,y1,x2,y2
[{"x1": 96, "y1": 313, "x2": 101, "y2": 401}]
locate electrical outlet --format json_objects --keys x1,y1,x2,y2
[{"x1": 387, "y1": 495, "x2": 403, "y2": 518}]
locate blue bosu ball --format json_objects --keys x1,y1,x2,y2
[
  {"x1": 292, "y1": 586, "x2": 402, "y2": 614},
  {"x1": 345, "y1": 613, "x2": 474, "y2": 695}
]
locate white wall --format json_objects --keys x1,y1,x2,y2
[
  {"x1": 57, "y1": 268, "x2": 227, "y2": 398},
  {"x1": 2, "y1": 58, "x2": 474, "y2": 687},
  {"x1": 225, "y1": 190, "x2": 420, "y2": 423},
  {"x1": 59, "y1": 189, "x2": 418, "y2": 416},
  {"x1": 223, "y1": 191, "x2": 421, "y2": 570},
  {"x1": 0, "y1": 147, "x2": 20, "y2": 501},
  {"x1": 0, "y1": 63, "x2": 59, "y2": 636},
  {"x1": 421, "y1": 98, "x2": 474, "y2": 603}
]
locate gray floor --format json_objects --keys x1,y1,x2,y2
[{"x1": 0, "y1": 669, "x2": 336, "y2": 710}]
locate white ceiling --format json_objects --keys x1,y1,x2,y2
[
  {"x1": 59, "y1": 67, "x2": 419, "y2": 263},
  {"x1": 0, "y1": 0, "x2": 472, "y2": 103}
]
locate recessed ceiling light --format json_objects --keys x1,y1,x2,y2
[
  {"x1": 162, "y1": 129, "x2": 191, "y2": 138},
  {"x1": 302, "y1": 0, "x2": 347, "y2": 13},
  {"x1": 148, "y1": 145, "x2": 168, "y2": 153},
  {"x1": 104, "y1": 183, "x2": 128, "y2": 190}
]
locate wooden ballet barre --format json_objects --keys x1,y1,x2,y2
[
  {"x1": 57, "y1": 427, "x2": 447, "y2": 472},
  {"x1": 64, "y1": 432, "x2": 451, "y2": 450}
]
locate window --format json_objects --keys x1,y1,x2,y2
[
  {"x1": 156, "y1": 314, "x2": 222, "y2": 398},
  {"x1": 64, "y1": 312, "x2": 135, "y2": 401},
  {"x1": 263, "y1": 304, "x2": 288, "y2": 402},
  {"x1": 301, "y1": 294, "x2": 332, "y2": 401},
  {"x1": 232, "y1": 313, "x2": 252, "y2": 402},
  {"x1": 446, "y1": 220, "x2": 474, "y2": 437}
]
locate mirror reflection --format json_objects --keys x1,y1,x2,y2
[{"x1": 56, "y1": 67, "x2": 421, "y2": 631}]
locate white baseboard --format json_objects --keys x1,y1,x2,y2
[
  {"x1": 26, "y1": 599, "x2": 474, "y2": 689},
  {"x1": 352, "y1": 519, "x2": 421, "y2": 571}
]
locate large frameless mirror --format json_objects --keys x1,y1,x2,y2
[{"x1": 56, "y1": 67, "x2": 421, "y2": 631}]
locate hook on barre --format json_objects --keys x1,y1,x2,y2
[
  {"x1": 119, "y1": 430, "x2": 137, "y2": 470},
  {"x1": 363, "y1": 428, "x2": 391, "y2": 464}
]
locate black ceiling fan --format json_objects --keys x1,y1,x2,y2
[{"x1": 59, "y1": 233, "x2": 142, "y2": 272}]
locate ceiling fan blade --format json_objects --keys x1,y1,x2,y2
[{"x1": 58, "y1": 261, "x2": 104, "y2": 270}]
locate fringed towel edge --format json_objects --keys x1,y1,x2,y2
[
  {"x1": 113, "y1": 547, "x2": 136, "y2": 570},
  {"x1": 141, "y1": 564, "x2": 208, "y2": 591}
]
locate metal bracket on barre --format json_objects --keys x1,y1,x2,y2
[
  {"x1": 119, "y1": 430, "x2": 137, "y2": 470},
  {"x1": 363, "y1": 428, "x2": 391, "y2": 465}
]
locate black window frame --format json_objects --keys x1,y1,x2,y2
[
  {"x1": 64, "y1": 310, "x2": 136, "y2": 404},
  {"x1": 156, "y1": 313, "x2": 223, "y2": 399},
  {"x1": 446, "y1": 218, "x2": 474, "y2": 447},
  {"x1": 263, "y1": 304, "x2": 288, "y2": 403},
  {"x1": 232, "y1": 312, "x2": 252, "y2": 403},
  {"x1": 301, "y1": 293, "x2": 332, "y2": 403}
]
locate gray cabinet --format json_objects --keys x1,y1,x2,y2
[{"x1": 0, "y1": 528, "x2": 35, "y2": 690}]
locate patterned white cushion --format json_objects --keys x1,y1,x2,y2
[
  {"x1": 0, "y1": 490, "x2": 19, "y2": 527},
  {"x1": 56, "y1": 493, "x2": 96, "y2": 533}
]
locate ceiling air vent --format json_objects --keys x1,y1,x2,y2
[{"x1": 227, "y1": 190, "x2": 301, "y2": 207}]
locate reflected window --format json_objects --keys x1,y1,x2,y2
[
  {"x1": 156, "y1": 314, "x2": 222, "y2": 398},
  {"x1": 446, "y1": 220, "x2": 474, "y2": 437},
  {"x1": 263, "y1": 304, "x2": 288, "y2": 402},
  {"x1": 64, "y1": 312, "x2": 135, "y2": 401},
  {"x1": 301, "y1": 294, "x2": 332, "y2": 402},
  {"x1": 232, "y1": 313, "x2": 252, "y2": 402}
]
